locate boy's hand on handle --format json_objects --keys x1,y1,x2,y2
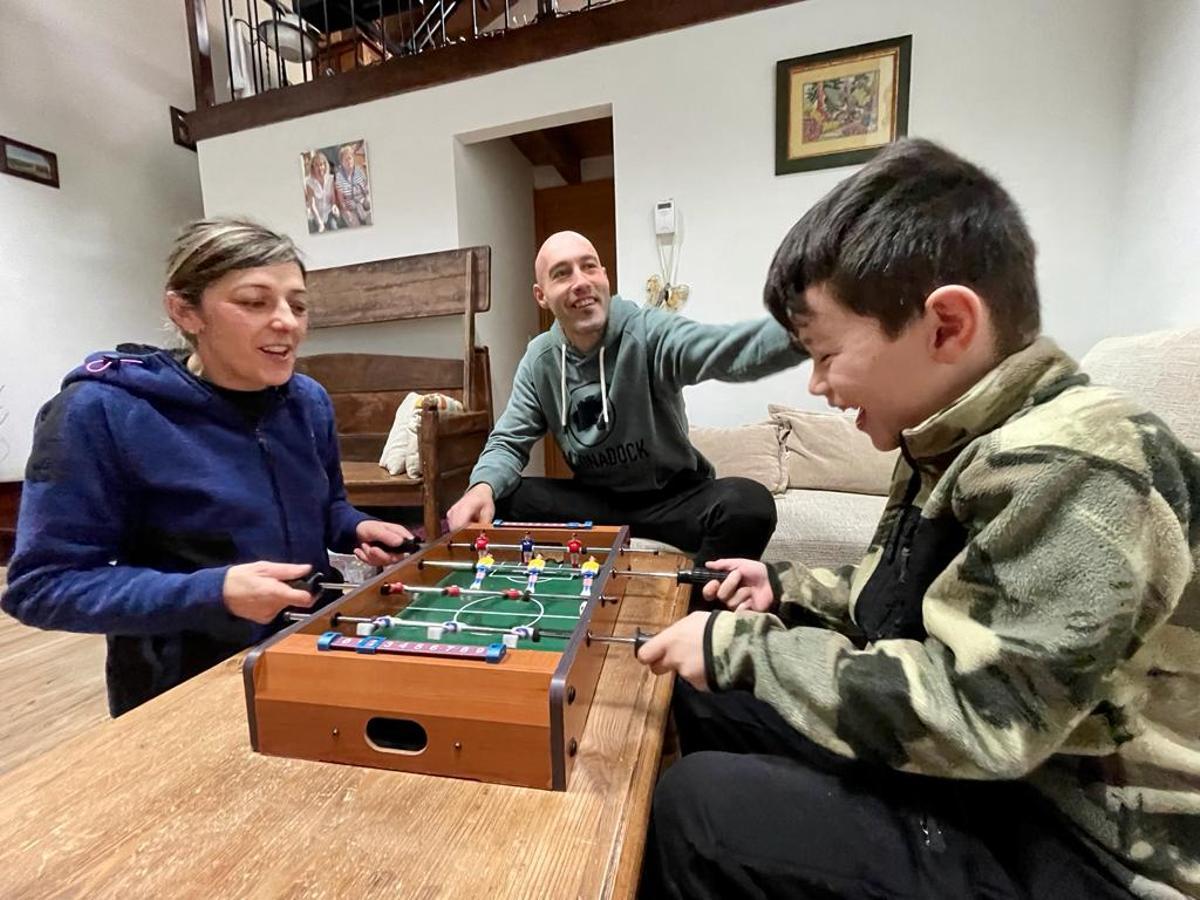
[
  {"x1": 354, "y1": 520, "x2": 416, "y2": 566},
  {"x1": 223, "y1": 561, "x2": 315, "y2": 624},
  {"x1": 702, "y1": 558, "x2": 775, "y2": 612},
  {"x1": 636, "y1": 612, "x2": 712, "y2": 691},
  {"x1": 447, "y1": 483, "x2": 495, "y2": 531}
]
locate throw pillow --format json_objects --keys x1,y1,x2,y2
[
  {"x1": 768, "y1": 405, "x2": 897, "y2": 495},
  {"x1": 688, "y1": 422, "x2": 788, "y2": 494}
]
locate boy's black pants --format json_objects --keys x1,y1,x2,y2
[
  {"x1": 640, "y1": 681, "x2": 1135, "y2": 900},
  {"x1": 495, "y1": 474, "x2": 777, "y2": 565}
]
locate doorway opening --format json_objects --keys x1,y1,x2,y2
[{"x1": 510, "y1": 115, "x2": 615, "y2": 477}]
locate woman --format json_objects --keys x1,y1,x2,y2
[
  {"x1": 334, "y1": 143, "x2": 372, "y2": 227},
  {"x1": 304, "y1": 151, "x2": 341, "y2": 233},
  {"x1": 1, "y1": 218, "x2": 412, "y2": 716}
]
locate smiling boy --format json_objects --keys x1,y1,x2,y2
[{"x1": 638, "y1": 140, "x2": 1200, "y2": 898}]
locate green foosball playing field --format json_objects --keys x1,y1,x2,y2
[{"x1": 370, "y1": 561, "x2": 589, "y2": 653}]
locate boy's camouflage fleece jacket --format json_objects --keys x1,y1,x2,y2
[{"x1": 706, "y1": 337, "x2": 1200, "y2": 898}]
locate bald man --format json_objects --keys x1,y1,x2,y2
[{"x1": 447, "y1": 231, "x2": 806, "y2": 569}]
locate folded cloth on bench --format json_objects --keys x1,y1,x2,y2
[{"x1": 379, "y1": 392, "x2": 464, "y2": 477}]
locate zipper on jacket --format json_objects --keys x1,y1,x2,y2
[
  {"x1": 887, "y1": 436, "x2": 923, "y2": 565},
  {"x1": 920, "y1": 812, "x2": 946, "y2": 853},
  {"x1": 256, "y1": 427, "x2": 294, "y2": 559}
]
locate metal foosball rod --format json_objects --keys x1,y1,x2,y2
[
  {"x1": 284, "y1": 610, "x2": 372, "y2": 626},
  {"x1": 284, "y1": 609, "x2": 547, "y2": 645},
  {"x1": 533, "y1": 627, "x2": 656, "y2": 652},
  {"x1": 288, "y1": 573, "x2": 612, "y2": 603},
  {"x1": 447, "y1": 541, "x2": 660, "y2": 555},
  {"x1": 589, "y1": 628, "x2": 656, "y2": 651},
  {"x1": 417, "y1": 560, "x2": 726, "y2": 585}
]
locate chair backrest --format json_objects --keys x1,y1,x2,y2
[
  {"x1": 303, "y1": 246, "x2": 491, "y2": 432},
  {"x1": 296, "y1": 347, "x2": 493, "y2": 460},
  {"x1": 1081, "y1": 327, "x2": 1200, "y2": 454}
]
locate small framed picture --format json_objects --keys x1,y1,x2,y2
[
  {"x1": 0, "y1": 136, "x2": 60, "y2": 188},
  {"x1": 776, "y1": 36, "x2": 912, "y2": 175},
  {"x1": 300, "y1": 139, "x2": 372, "y2": 234}
]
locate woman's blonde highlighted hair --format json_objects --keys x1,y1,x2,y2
[{"x1": 164, "y1": 217, "x2": 305, "y2": 345}]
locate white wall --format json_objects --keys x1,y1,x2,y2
[
  {"x1": 452, "y1": 135, "x2": 542, "y2": 473},
  {"x1": 197, "y1": 0, "x2": 1140, "y2": 428},
  {"x1": 0, "y1": 2, "x2": 204, "y2": 480},
  {"x1": 1111, "y1": 0, "x2": 1200, "y2": 336}
]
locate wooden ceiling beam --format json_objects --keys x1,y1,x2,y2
[
  {"x1": 187, "y1": 0, "x2": 806, "y2": 141},
  {"x1": 512, "y1": 127, "x2": 582, "y2": 184}
]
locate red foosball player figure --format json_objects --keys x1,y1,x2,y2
[
  {"x1": 525, "y1": 553, "x2": 546, "y2": 593},
  {"x1": 566, "y1": 533, "x2": 583, "y2": 567},
  {"x1": 473, "y1": 531, "x2": 490, "y2": 561},
  {"x1": 579, "y1": 555, "x2": 601, "y2": 597},
  {"x1": 520, "y1": 531, "x2": 535, "y2": 564}
]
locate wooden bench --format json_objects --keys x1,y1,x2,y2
[
  {"x1": 0, "y1": 481, "x2": 19, "y2": 565},
  {"x1": 297, "y1": 348, "x2": 492, "y2": 539},
  {"x1": 297, "y1": 246, "x2": 494, "y2": 540}
]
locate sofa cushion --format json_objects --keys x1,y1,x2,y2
[
  {"x1": 768, "y1": 405, "x2": 897, "y2": 495},
  {"x1": 689, "y1": 422, "x2": 788, "y2": 494},
  {"x1": 764, "y1": 488, "x2": 887, "y2": 570},
  {"x1": 1081, "y1": 328, "x2": 1200, "y2": 454}
]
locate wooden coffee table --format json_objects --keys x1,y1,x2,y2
[{"x1": 0, "y1": 549, "x2": 688, "y2": 898}]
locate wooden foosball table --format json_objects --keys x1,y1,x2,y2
[{"x1": 244, "y1": 523, "x2": 712, "y2": 790}]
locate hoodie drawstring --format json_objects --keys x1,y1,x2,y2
[
  {"x1": 84, "y1": 356, "x2": 145, "y2": 374},
  {"x1": 559, "y1": 342, "x2": 610, "y2": 428},
  {"x1": 560, "y1": 343, "x2": 568, "y2": 424},
  {"x1": 599, "y1": 345, "x2": 609, "y2": 428}
]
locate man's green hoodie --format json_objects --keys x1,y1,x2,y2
[{"x1": 469, "y1": 297, "x2": 806, "y2": 498}]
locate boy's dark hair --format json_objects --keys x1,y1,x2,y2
[{"x1": 764, "y1": 138, "x2": 1040, "y2": 356}]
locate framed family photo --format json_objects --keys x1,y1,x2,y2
[
  {"x1": 0, "y1": 135, "x2": 60, "y2": 188},
  {"x1": 300, "y1": 139, "x2": 372, "y2": 234},
  {"x1": 775, "y1": 35, "x2": 912, "y2": 175}
]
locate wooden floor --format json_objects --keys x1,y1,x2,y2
[{"x1": 0, "y1": 567, "x2": 110, "y2": 775}]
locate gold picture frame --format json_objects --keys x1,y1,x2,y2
[{"x1": 776, "y1": 36, "x2": 912, "y2": 175}]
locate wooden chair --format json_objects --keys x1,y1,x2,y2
[
  {"x1": 296, "y1": 245, "x2": 493, "y2": 540},
  {"x1": 296, "y1": 349, "x2": 493, "y2": 540}
]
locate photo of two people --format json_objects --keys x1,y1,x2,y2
[{"x1": 300, "y1": 139, "x2": 372, "y2": 234}]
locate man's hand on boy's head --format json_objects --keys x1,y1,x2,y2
[
  {"x1": 637, "y1": 612, "x2": 711, "y2": 690},
  {"x1": 703, "y1": 558, "x2": 775, "y2": 612}
]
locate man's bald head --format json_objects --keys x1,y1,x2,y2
[
  {"x1": 532, "y1": 230, "x2": 612, "y2": 353},
  {"x1": 534, "y1": 231, "x2": 602, "y2": 286}
]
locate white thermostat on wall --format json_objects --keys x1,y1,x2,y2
[{"x1": 654, "y1": 199, "x2": 676, "y2": 236}]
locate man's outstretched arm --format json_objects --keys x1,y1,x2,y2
[{"x1": 648, "y1": 309, "x2": 808, "y2": 386}]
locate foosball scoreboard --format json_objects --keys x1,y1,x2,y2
[{"x1": 243, "y1": 523, "x2": 711, "y2": 790}]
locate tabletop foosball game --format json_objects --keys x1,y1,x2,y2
[{"x1": 243, "y1": 523, "x2": 717, "y2": 790}]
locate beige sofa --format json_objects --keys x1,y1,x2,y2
[{"x1": 688, "y1": 328, "x2": 1200, "y2": 569}]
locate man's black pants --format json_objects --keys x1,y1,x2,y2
[
  {"x1": 640, "y1": 681, "x2": 1134, "y2": 899},
  {"x1": 496, "y1": 474, "x2": 777, "y2": 565}
]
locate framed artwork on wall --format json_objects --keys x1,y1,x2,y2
[
  {"x1": 775, "y1": 35, "x2": 912, "y2": 175},
  {"x1": 300, "y1": 139, "x2": 372, "y2": 233},
  {"x1": 0, "y1": 135, "x2": 60, "y2": 188}
]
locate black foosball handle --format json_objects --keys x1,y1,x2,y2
[
  {"x1": 368, "y1": 537, "x2": 423, "y2": 554},
  {"x1": 287, "y1": 572, "x2": 328, "y2": 595},
  {"x1": 631, "y1": 627, "x2": 655, "y2": 651},
  {"x1": 676, "y1": 567, "x2": 726, "y2": 586}
]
